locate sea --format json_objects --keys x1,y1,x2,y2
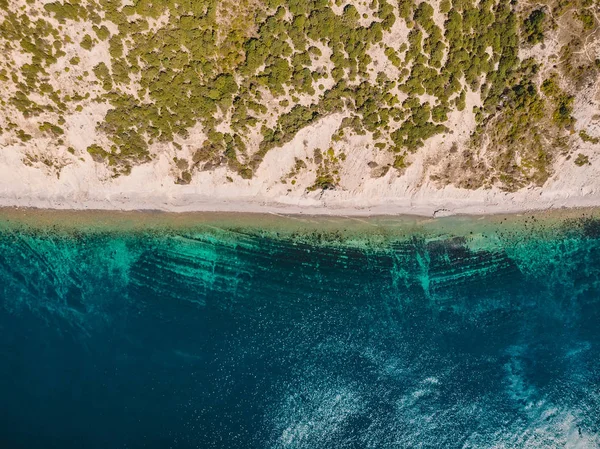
[{"x1": 0, "y1": 208, "x2": 599, "y2": 448}]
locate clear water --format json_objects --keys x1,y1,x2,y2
[{"x1": 0, "y1": 216, "x2": 599, "y2": 448}]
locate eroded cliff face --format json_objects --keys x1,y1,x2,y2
[{"x1": 0, "y1": 0, "x2": 598, "y2": 198}]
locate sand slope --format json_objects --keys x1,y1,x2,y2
[{"x1": 2, "y1": 111, "x2": 600, "y2": 217}]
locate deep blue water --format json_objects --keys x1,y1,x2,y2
[{"x1": 1, "y1": 218, "x2": 599, "y2": 448}]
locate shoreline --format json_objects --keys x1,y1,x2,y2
[
  {"x1": 1, "y1": 204, "x2": 599, "y2": 240},
  {"x1": 2, "y1": 188, "x2": 600, "y2": 218}
]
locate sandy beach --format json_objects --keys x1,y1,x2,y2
[{"x1": 2, "y1": 118, "x2": 600, "y2": 217}]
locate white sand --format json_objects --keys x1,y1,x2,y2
[{"x1": 2, "y1": 111, "x2": 600, "y2": 217}]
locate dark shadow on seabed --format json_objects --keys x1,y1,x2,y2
[{"x1": 0, "y1": 207, "x2": 599, "y2": 448}]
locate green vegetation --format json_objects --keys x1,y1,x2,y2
[
  {"x1": 576, "y1": 9, "x2": 595, "y2": 30},
  {"x1": 39, "y1": 121, "x2": 64, "y2": 136},
  {"x1": 281, "y1": 157, "x2": 307, "y2": 184},
  {"x1": 16, "y1": 129, "x2": 32, "y2": 142},
  {"x1": 580, "y1": 130, "x2": 600, "y2": 144},
  {"x1": 0, "y1": 0, "x2": 591, "y2": 190},
  {"x1": 442, "y1": 53, "x2": 579, "y2": 191},
  {"x1": 93, "y1": 25, "x2": 110, "y2": 41},
  {"x1": 308, "y1": 147, "x2": 341, "y2": 191},
  {"x1": 86, "y1": 144, "x2": 108, "y2": 162},
  {"x1": 522, "y1": 9, "x2": 546, "y2": 45},
  {"x1": 541, "y1": 75, "x2": 575, "y2": 128},
  {"x1": 574, "y1": 153, "x2": 590, "y2": 166},
  {"x1": 80, "y1": 34, "x2": 94, "y2": 51}
]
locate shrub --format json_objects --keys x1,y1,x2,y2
[
  {"x1": 87, "y1": 144, "x2": 107, "y2": 162},
  {"x1": 16, "y1": 129, "x2": 33, "y2": 142},
  {"x1": 39, "y1": 121, "x2": 64, "y2": 136},
  {"x1": 552, "y1": 95, "x2": 575, "y2": 128},
  {"x1": 80, "y1": 34, "x2": 94, "y2": 50},
  {"x1": 108, "y1": 36, "x2": 123, "y2": 58},
  {"x1": 576, "y1": 10, "x2": 595, "y2": 30},
  {"x1": 522, "y1": 9, "x2": 545, "y2": 44},
  {"x1": 574, "y1": 153, "x2": 590, "y2": 166},
  {"x1": 93, "y1": 25, "x2": 110, "y2": 40},
  {"x1": 579, "y1": 130, "x2": 600, "y2": 144}
]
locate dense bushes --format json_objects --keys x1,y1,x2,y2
[
  {"x1": 522, "y1": 9, "x2": 546, "y2": 44},
  {"x1": 0, "y1": 0, "x2": 583, "y2": 188}
]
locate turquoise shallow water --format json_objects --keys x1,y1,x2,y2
[{"x1": 0, "y1": 211, "x2": 599, "y2": 448}]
